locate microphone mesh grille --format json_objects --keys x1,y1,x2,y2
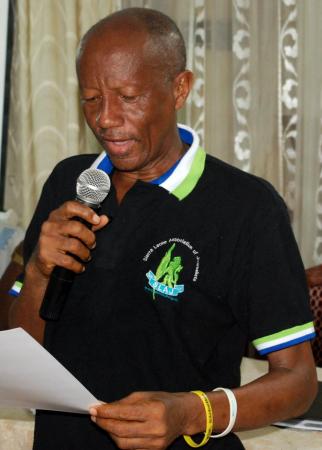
[{"x1": 76, "y1": 168, "x2": 111, "y2": 205}]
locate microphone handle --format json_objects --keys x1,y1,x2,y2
[
  {"x1": 39, "y1": 203, "x2": 100, "y2": 321},
  {"x1": 39, "y1": 266, "x2": 75, "y2": 321}
]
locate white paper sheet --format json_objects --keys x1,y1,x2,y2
[
  {"x1": 274, "y1": 419, "x2": 322, "y2": 432},
  {"x1": 0, "y1": 328, "x2": 100, "y2": 414}
]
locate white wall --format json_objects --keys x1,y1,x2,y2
[{"x1": 0, "y1": 0, "x2": 9, "y2": 183}]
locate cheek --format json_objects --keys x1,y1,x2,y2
[
  {"x1": 127, "y1": 100, "x2": 169, "y2": 130},
  {"x1": 82, "y1": 106, "x2": 97, "y2": 129},
  {"x1": 130, "y1": 92, "x2": 167, "y2": 124},
  {"x1": 126, "y1": 107, "x2": 146, "y2": 125}
]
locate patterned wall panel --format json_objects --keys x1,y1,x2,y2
[{"x1": 232, "y1": 0, "x2": 251, "y2": 172}]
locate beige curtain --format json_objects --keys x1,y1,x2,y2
[
  {"x1": 5, "y1": 0, "x2": 120, "y2": 228},
  {"x1": 122, "y1": 0, "x2": 322, "y2": 268},
  {"x1": 5, "y1": 0, "x2": 322, "y2": 267}
]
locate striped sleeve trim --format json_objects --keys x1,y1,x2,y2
[
  {"x1": 8, "y1": 280, "x2": 23, "y2": 297},
  {"x1": 252, "y1": 322, "x2": 316, "y2": 355}
]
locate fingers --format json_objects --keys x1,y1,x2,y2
[
  {"x1": 91, "y1": 394, "x2": 164, "y2": 423},
  {"x1": 89, "y1": 392, "x2": 184, "y2": 450},
  {"x1": 41, "y1": 219, "x2": 94, "y2": 249},
  {"x1": 38, "y1": 235, "x2": 89, "y2": 273},
  {"x1": 91, "y1": 413, "x2": 168, "y2": 450},
  {"x1": 92, "y1": 214, "x2": 109, "y2": 232},
  {"x1": 94, "y1": 418, "x2": 153, "y2": 438},
  {"x1": 49, "y1": 200, "x2": 101, "y2": 225},
  {"x1": 34, "y1": 200, "x2": 109, "y2": 277}
]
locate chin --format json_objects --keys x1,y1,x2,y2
[{"x1": 109, "y1": 157, "x2": 141, "y2": 173}]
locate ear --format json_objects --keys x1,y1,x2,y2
[{"x1": 173, "y1": 70, "x2": 194, "y2": 110}]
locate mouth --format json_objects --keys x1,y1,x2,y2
[{"x1": 101, "y1": 138, "x2": 136, "y2": 157}]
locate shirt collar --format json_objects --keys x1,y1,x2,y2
[{"x1": 90, "y1": 123, "x2": 206, "y2": 200}]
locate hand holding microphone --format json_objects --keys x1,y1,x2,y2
[{"x1": 38, "y1": 168, "x2": 110, "y2": 321}]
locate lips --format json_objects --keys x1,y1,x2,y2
[{"x1": 101, "y1": 137, "x2": 136, "y2": 157}]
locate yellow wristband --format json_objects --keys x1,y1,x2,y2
[{"x1": 183, "y1": 390, "x2": 213, "y2": 448}]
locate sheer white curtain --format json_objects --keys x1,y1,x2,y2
[
  {"x1": 4, "y1": 0, "x2": 120, "y2": 227},
  {"x1": 5, "y1": 0, "x2": 322, "y2": 267},
  {"x1": 123, "y1": 0, "x2": 322, "y2": 267},
  {"x1": 228, "y1": 0, "x2": 322, "y2": 268}
]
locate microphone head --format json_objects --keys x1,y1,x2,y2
[{"x1": 76, "y1": 168, "x2": 111, "y2": 206}]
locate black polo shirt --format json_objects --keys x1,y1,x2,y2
[{"x1": 23, "y1": 125, "x2": 313, "y2": 450}]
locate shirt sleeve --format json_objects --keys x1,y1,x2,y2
[
  {"x1": 230, "y1": 189, "x2": 315, "y2": 356},
  {"x1": 8, "y1": 273, "x2": 24, "y2": 297}
]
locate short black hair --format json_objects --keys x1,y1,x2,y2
[{"x1": 77, "y1": 7, "x2": 186, "y2": 80}]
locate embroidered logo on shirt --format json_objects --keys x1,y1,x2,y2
[
  {"x1": 146, "y1": 244, "x2": 184, "y2": 300},
  {"x1": 143, "y1": 238, "x2": 200, "y2": 302}
]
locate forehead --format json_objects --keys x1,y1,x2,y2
[{"x1": 77, "y1": 27, "x2": 162, "y2": 88}]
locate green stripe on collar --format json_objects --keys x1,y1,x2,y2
[{"x1": 171, "y1": 147, "x2": 206, "y2": 200}]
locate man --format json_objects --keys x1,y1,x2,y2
[{"x1": 9, "y1": 7, "x2": 317, "y2": 450}]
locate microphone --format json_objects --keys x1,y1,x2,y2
[{"x1": 39, "y1": 168, "x2": 111, "y2": 321}]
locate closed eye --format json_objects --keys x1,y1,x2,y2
[
  {"x1": 81, "y1": 95, "x2": 101, "y2": 104},
  {"x1": 120, "y1": 94, "x2": 139, "y2": 103}
]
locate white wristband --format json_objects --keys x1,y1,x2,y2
[{"x1": 210, "y1": 387, "x2": 237, "y2": 438}]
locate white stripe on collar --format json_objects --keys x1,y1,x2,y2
[
  {"x1": 159, "y1": 124, "x2": 199, "y2": 192},
  {"x1": 90, "y1": 123, "x2": 200, "y2": 194}
]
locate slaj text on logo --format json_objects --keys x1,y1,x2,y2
[{"x1": 146, "y1": 243, "x2": 184, "y2": 300}]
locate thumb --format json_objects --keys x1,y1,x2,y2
[{"x1": 92, "y1": 214, "x2": 109, "y2": 231}]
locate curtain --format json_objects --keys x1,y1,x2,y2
[
  {"x1": 4, "y1": 0, "x2": 120, "y2": 228},
  {"x1": 5, "y1": 0, "x2": 322, "y2": 267}
]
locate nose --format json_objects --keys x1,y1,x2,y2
[{"x1": 96, "y1": 95, "x2": 123, "y2": 129}]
